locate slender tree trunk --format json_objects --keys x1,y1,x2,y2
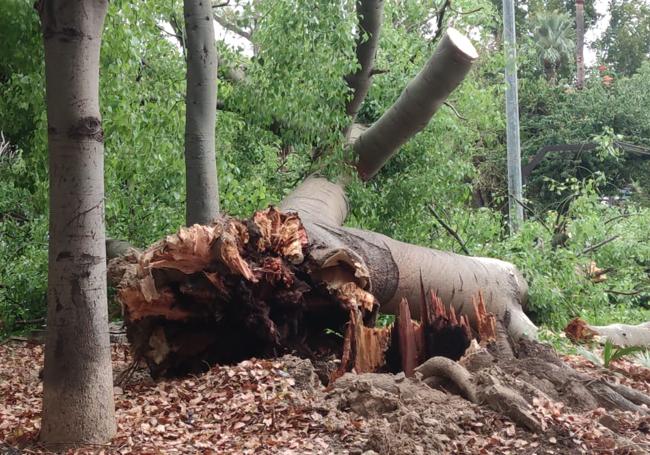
[
  {"x1": 353, "y1": 28, "x2": 477, "y2": 180},
  {"x1": 37, "y1": 0, "x2": 116, "y2": 445},
  {"x1": 576, "y1": 0, "x2": 585, "y2": 89},
  {"x1": 345, "y1": 0, "x2": 385, "y2": 121},
  {"x1": 184, "y1": 0, "x2": 220, "y2": 225}
]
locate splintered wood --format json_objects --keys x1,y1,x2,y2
[
  {"x1": 111, "y1": 207, "x2": 499, "y2": 380},
  {"x1": 389, "y1": 289, "x2": 496, "y2": 377}
]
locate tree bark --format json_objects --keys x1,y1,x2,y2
[
  {"x1": 354, "y1": 28, "x2": 478, "y2": 180},
  {"x1": 575, "y1": 0, "x2": 585, "y2": 89},
  {"x1": 37, "y1": 0, "x2": 116, "y2": 445},
  {"x1": 184, "y1": 0, "x2": 220, "y2": 225},
  {"x1": 345, "y1": 0, "x2": 385, "y2": 121}
]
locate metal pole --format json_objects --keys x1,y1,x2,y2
[{"x1": 502, "y1": 0, "x2": 524, "y2": 233}]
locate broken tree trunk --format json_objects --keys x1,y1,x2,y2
[
  {"x1": 565, "y1": 317, "x2": 650, "y2": 347},
  {"x1": 110, "y1": 202, "x2": 530, "y2": 379}
]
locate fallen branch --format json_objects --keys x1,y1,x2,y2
[
  {"x1": 565, "y1": 317, "x2": 650, "y2": 347},
  {"x1": 581, "y1": 235, "x2": 620, "y2": 255}
]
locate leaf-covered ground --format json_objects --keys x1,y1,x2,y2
[{"x1": 1, "y1": 340, "x2": 649, "y2": 454}]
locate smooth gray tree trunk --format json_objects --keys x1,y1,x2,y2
[
  {"x1": 282, "y1": 177, "x2": 537, "y2": 341},
  {"x1": 345, "y1": 0, "x2": 385, "y2": 120},
  {"x1": 38, "y1": 0, "x2": 116, "y2": 445},
  {"x1": 184, "y1": 0, "x2": 220, "y2": 225},
  {"x1": 353, "y1": 28, "x2": 478, "y2": 180}
]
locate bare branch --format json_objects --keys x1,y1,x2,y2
[
  {"x1": 581, "y1": 235, "x2": 620, "y2": 255},
  {"x1": 431, "y1": 0, "x2": 451, "y2": 45},
  {"x1": 429, "y1": 204, "x2": 471, "y2": 255},
  {"x1": 156, "y1": 24, "x2": 182, "y2": 41},
  {"x1": 443, "y1": 101, "x2": 466, "y2": 120},
  {"x1": 213, "y1": 13, "x2": 252, "y2": 40},
  {"x1": 369, "y1": 68, "x2": 389, "y2": 76}
]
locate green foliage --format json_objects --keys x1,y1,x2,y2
[
  {"x1": 598, "y1": 0, "x2": 650, "y2": 76},
  {"x1": 518, "y1": 63, "x2": 650, "y2": 208},
  {"x1": 577, "y1": 341, "x2": 646, "y2": 369},
  {"x1": 602, "y1": 340, "x2": 645, "y2": 368}
]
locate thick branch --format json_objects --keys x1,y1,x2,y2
[
  {"x1": 345, "y1": 0, "x2": 385, "y2": 119},
  {"x1": 354, "y1": 28, "x2": 478, "y2": 180},
  {"x1": 565, "y1": 318, "x2": 650, "y2": 347}
]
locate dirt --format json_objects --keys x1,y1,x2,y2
[{"x1": 2, "y1": 340, "x2": 650, "y2": 454}]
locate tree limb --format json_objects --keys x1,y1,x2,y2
[
  {"x1": 430, "y1": 0, "x2": 451, "y2": 45},
  {"x1": 354, "y1": 28, "x2": 478, "y2": 180},
  {"x1": 429, "y1": 204, "x2": 471, "y2": 255},
  {"x1": 345, "y1": 0, "x2": 385, "y2": 120},
  {"x1": 443, "y1": 101, "x2": 466, "y2": 120},
  {"x1": 213, "y1": 12, "x2": 252, "y2": 41},
  {"x1": 581, "y1": 235, "x2": 620, "y2": 255},
  {"x1": 522, "y1": 141, "x2": 650, "y2": 181}
]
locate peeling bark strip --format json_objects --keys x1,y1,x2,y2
[
  {"x1": 38, "y1": 0, "x2": 116, "y2": 445},
  {"x1": 184, "y1": 0, "x2": 220, "y2": 225},
  {"x1": 354, "y1": 28, "x2": 478, "y2": 180}
]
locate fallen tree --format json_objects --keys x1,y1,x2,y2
[
  {"x1": 110, "y1": 27, "x2": 536, "y2": 374},
  {"x1": 108, "y1": 20, "x2": 650, "y2": 435},
  {"x1": 112, "y1": 29, "x2": 536, "y2": 374}
]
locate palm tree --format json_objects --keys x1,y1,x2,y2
[{"x1": 533, "y1": 11, "x2": 575, "y2": 83}]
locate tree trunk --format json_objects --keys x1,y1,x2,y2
[
  {"x1": 37, "y1": 0, "x2": 116, "y2": 445},
  {"x1": 184, "y1": 0, "x2": 220, "y2": 225},
  {"x1": 282, "y1": 177, "x2": 536, "y2": 340},
  {"x1": 576, "y1": 0, "x2": 585, "y2": 89},
  {"x1": 345, "y1": 0, "x2": 385, "y2": 121}
]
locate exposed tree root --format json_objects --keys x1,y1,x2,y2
[{"x1": 416, "y1": 336, "x2": 650, "y2": 437}]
